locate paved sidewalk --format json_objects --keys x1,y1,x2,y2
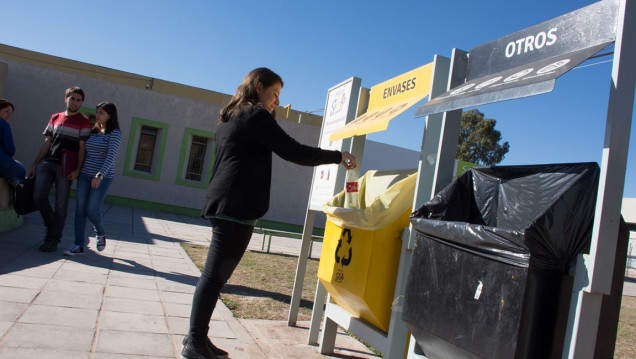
[{"x1": 0, "y1": 202, "x2": 379, "y2": 359}]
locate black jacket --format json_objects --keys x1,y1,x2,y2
[{"x1": 201, "y1": 105, "x2": 342, "y2": 220}]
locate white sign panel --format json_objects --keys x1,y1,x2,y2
[{"x1": 309, "y1": 77, "x2": 361, "y2": 211}]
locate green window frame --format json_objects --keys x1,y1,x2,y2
[
  {"x1": 123, "y1": 117, "x2": 169, "y2": 181},
  {"x1": 79, "y1": 106, "x2": 96, "y2": 127},
  {"x1": 176, "y1": 128, "x2": 215, "y2": 188}
]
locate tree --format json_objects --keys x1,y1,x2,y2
[{"x1": 456, "y1": 109, "x2": 509, "y2": 165}]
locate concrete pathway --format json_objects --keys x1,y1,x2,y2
[{"x1": 0, "y1": 201, "x2": 379, "y2": 359}]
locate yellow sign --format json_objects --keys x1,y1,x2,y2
[{"x1": 329, "y1": 62, "x2": 433, "y2": 141}]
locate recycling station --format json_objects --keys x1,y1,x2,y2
[{"x1": 285, "y1": 1, "x2": 635, "y2": 358}]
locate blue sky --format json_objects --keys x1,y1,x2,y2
[{"x1": 3, "y1": 0, "x2": 634, "y2": 198}]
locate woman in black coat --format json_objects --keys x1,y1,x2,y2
[{"x1": 182, "y1": 68, "x2": 356, "y2": 359}]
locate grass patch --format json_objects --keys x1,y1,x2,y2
[
  {"x1": 616, "y1": 295, "x2": 636, "y2": 358},
  {"x1": 182, "y1": 243, "x2": 319, "y2": 321},
  {"x1": 182, "y1": 243, "x2": 636, "y2": 357}
]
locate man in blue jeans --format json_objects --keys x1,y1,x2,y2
[{"x1": 29, "y1": 86, "x2": 91, "y2": 252}]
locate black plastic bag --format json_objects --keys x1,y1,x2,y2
[
  {"x1": 13, "y1": 176, "x2": 37, "y2": 215},
  {"x1": 409, "y1": 162, "x2": 600, "y2": 270}
]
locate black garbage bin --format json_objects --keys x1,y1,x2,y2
[{"x1": 401, "y1": 162, "x2": 601, "y2": 359}]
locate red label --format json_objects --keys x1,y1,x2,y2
[{"x1": 346, "y1": 182, "x2": 358, "y2": 193}]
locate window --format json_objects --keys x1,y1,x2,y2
[
  {"x1": 185, "y1": 135, "x2": 208, "y2": 181},
  {"x1": 134, "y1": 126, "x2": 158, "y2": 172},
  {"x1": 176, "y1": 128, "x2": 215, "y2": 188},
  {"x1": 123, "y1": 117, "x2": 169, "y2": 181},
  {"x1": 79, "y1": 107, "x2": 96, "y2": 127}
]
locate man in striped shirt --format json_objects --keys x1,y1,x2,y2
[{"x1": 29, "y1": 86, "x2": 91, "y2": 252}]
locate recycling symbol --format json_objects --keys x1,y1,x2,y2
[{"x1": 335, "y1": 228, "x2": 353, "y2": 267}]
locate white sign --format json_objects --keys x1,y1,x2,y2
[{"x1": 309, "y1": 77, "x2": 361, "y2": 211}]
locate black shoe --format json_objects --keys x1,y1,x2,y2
[
  {"x1": 181, "y1": 336, "x2": 223, "y2": 359},
  {"x1": 182, "y1": 336, "x2": 228, "y2": 359},
  {"x1": 39, "y1": 241, "x2": 58, "y2": 252}
]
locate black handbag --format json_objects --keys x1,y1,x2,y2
[{"x1": 13, "y1": 176, "x2": 38, "y2": 215}]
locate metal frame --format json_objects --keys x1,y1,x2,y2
[
  {"x1": 310, "y1": 54, "x2": 457, "y2": 359},
  {"x1": 563, "y1": 1, "x2": 635, "y2": 357}
]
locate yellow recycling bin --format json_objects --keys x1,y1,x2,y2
[{"x1": 318, "y1": 169, "x2": 417, "y2": 333}]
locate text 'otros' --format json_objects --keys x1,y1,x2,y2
[{"x1": 505, "y1": 28, "x2": 558, "y2": 58}]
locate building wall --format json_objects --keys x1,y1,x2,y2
[
  {"x1": 0, "y1": 44, "x2": 422, "y2": 228},
  {"x1": 622, "y1": 198, "x2": 636, "y2": 268}
]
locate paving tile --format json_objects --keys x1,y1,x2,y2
[
  {"x1": 110, "y1": 260, "x2": 154, "y2": 276},
  {"x1": 0, "y1": 302, "x2": 27, "y2": 322},
  {"x1": 94, "y1": 330, "x2": 174, "y2": 357},
  {"x1": 149, "y1": 247, "x2": 184, "y2": 257},
  {"x1": 102, "y1": 297, "x2": 164, "y2": 315},
  {"x1": 107, "y1": 271, "x2": 154, "y2": 281},
  {"x1": 99, "y1": 311, "x2": 169, "y2": 333},
  {"x1": 150, "y1": 253, "x2": 188, "y2": 263},
  {"x1": 165, "y1": 315, "x2": 188, "y2": 335},
  {"x1": 33, "y1": 289, "x2": 103, "y2": 309},
  {"x1": 45, "y1": 278, "x2": 105, "y2": 296},
  {"x1": 60, "y1": 261, "x2": 111, "y2": 275},
  {"x1": 3, "y1": 255, "x2": 64, "y2": 269},
  {"x1": 106, "y1": 286, "x2": 160, "y2": 301},
  {"x1": 0, "y1": 286, "x2": 39, "y2": 303},
  {"x1": 0, "y1": 264, "x2": 58, "y2": 278},
  {"x1": 54, "y1": 269, "x2": 108, "y2": 285},
  {"x1": 164, "y1": 302, "x2": 190, "y2": 317},
  {"x1": 209, "y1": 320, "x2": 237, "y2": 340},
  {"x1": 92, "y1": 353, "x2": 173, "y2": 359},
  {"x1": 152, "y1": 258, "x2": 191, "y2": 268},
  {"x1": 159, "y1": 291, "x2": 193, "y2": 305},
  {"x1": 0, "y1": 347, "x2": 88, "y2": 359},
  {"x1": 0, "y1": 274, "x2": 48, "y2": 289},
  {"x1": 107, "y1": 275, "x2": 156, "y2": 290},
  {"x1": 156, "y1": 279, "x2": 195, "y2": 294},
  {"x1": 2, "y1": 323, "x2": 93, "y2": 351},
  {"x1": 114, "y1": 246, "x2": 149, "y2": 255},
  {"x1": 0, "y1": 320, "x2": 12, "y2": 337},
  {"x1": 166, "y1": 315, "x2": 234, "y2": 340},
  {"x1": 114, "y1": 253, "x2": 151, "y2": 262},
  {"x1": 19, "y1": 305, "x2": 98, "y2": 329}
]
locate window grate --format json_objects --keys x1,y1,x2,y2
[
  {"x1": 134, "y1": 126, "x2": 158, "y2": 173},
  {"x1": 185, "y1": 135, "x2": 208, "y2": 181}
]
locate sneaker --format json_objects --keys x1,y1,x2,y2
[
  {"x1": 63, "y1": 245, "x2": 84, "y2": 256},
  {"x1": 38, "y1": 241, "x2": 58, "y2": 252},
  {"x1": 182, "y1": 336, "x2": 227, "y2": 359},
  {"x1": 96, "y1": 234, "x2": 106, "y2": 252}
]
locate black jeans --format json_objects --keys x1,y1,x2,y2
[
  {"x1": 188, "y1": 218, "x2": 254, "y2": 341},
  {"x1": 33, "y1": 161, "x2": 73, "y2": 243}
]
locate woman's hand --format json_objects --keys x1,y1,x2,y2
[
  {"x1": 341, "y1": 152, "x2": 356, "y2": 170},
  {"x1": 91, "y1": 176, "x2": 102, "y2": 189},
  {"x1": 91, "y1": 173, "x2": 103, "y2": 189},
  {"x1": 68, "y1": 169, "x2": 80, "y2": 180}
]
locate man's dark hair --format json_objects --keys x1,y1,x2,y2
[
  {"x1": 65, "y1": 86, "x2": 85, "y2": 101},
  {"x1": 0, "y1": 98, "x2": 14, "y2": 112}
]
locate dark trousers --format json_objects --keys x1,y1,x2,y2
[
  {"x1": 33, "y1": 161, "x2": 73, "y2": 243},
  {"x1": 188, "y1": 218, "x2": 254, "y2": 341}
]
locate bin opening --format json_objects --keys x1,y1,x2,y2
[{"x1": 323, "y1": 169, "x2": 417, "y2": 231}]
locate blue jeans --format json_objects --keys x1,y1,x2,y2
[
  {"x1": 34, "y1": 161, "x2": 73, "y2": 243},
  {"x1": 0, "y1": 159, "x2": 26, "y2": 184},
  {"x1": 74, "y1": 172, "x2": 113, "y2": 247}
]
